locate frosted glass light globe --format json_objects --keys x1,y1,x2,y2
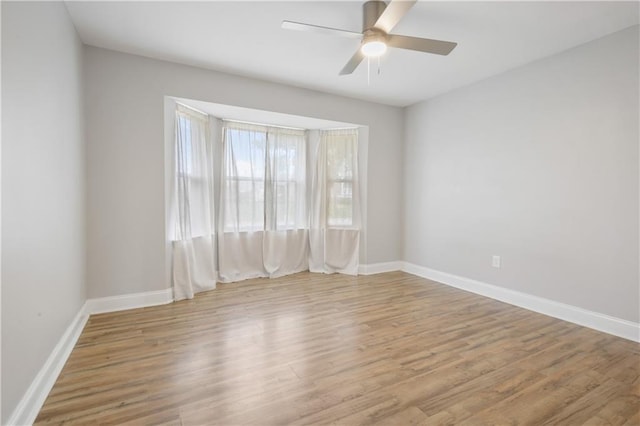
[{"x1": 361, "y1": 41, "x2": 387, "y2": 57}]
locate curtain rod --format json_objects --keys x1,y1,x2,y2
[
  {"x1": 222, "y1": 118, "x2": 306, "y2": 131},
  {"x1": 222, "y1": 119, "x2": 359, "y2": 132},
  {"x1": 319, "y1": 126, "x2": 360, "y2": 131}
]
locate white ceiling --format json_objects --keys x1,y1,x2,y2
[{"x1": 65, "y1": 1, "x2": 639, "y2": 107}]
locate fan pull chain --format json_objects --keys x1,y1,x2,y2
[{"x1": 367, "y1": 57, "x2": 371, "y2": 86}]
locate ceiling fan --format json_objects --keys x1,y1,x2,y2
[{"x1": 282, "y1": 0, "x2": 458, "y2": 75}]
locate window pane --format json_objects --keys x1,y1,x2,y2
[
  {"x1": 225, "y1": 128, "x2": 266, "y2": 179},
  {"x1": 224, "y1": 126, "x2": 267, "y2": 231},
  {"x1": 327, "y1": 181, "x2": 353, "y2": 227},
  {"x1": 273, "y1": 181, "x2": 301, "y2": 230},
  {"x1": 224, "y1": 178, "x2": 264, "y2": 232},
  {"x1": 188, "y1": 179, "x2": 208, "y2": 237},
  {"x1": 176, "y1": 116, "x2": 194, "y2": 176},
  {"x1": 267, "y1": 130, "x2": 305, "y2": 230},
  {"x1": 174, "y1": 108, "x2": 212, "y2": 241},
  {"x1": 324, "y1": 129, "x2": 357, "y2": 227},
  {"x1": 223, "y1": 124, "x2": 306, "y2": 232},
  {"x1": 326, "y1": 136, "x2": 354, "y2": 180}
]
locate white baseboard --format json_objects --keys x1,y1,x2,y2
[
  {"x1": 402, "y1": 262, "x2": 640, "y2": 343},
  {"x1": 358, "y1": 261, "x2": 403, "y2": 275},
  {"x1": 7, "y1": 288, "x2": 174, "y2": 425},
  {"x1": 6, "y1": 304, "x2": 90, "y2": 426},
  {"x1": 84, "y1": 288, "x2": 173, "y2": 315}
]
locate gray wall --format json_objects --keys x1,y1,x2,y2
[
  {"x1": 84, "y1": 46, "x2": 404, "y2": 298},
  {"x1": 1, "y1": 2, "x2": 86, "y2": 422},
  {"x1": 404, "y1": 25, "x2": 639, "y2": 323}
]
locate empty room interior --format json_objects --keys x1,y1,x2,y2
[{"x1": 2, "y1": 0, "x2": 639, "y2": 424}]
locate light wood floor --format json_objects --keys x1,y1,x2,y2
[{"x1": 36, "y1": 272, "x2": 639, "y2": 425}]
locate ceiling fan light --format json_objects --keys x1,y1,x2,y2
[{"x1": 361, "y1": 40, "x2": 387, "y2": 57}]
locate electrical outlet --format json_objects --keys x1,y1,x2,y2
[{"x1": 492, "y1": 255, "x2": 501, "y2": 268}]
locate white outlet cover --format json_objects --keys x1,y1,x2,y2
[{"x1": 492, "y1": 255, "x2": 501, "y2": 268}]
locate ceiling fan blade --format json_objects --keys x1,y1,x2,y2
[
  {"x1": 281, "y1": 21, "x2": 362, "y2": 39},
  {"x1": 339, "y1": 49, "x2": 365, "y2": 75},
  {"x1": 373, "y1": 0, "x2": 417, "y2": 33},
  {"x1": 387, "y1": 34, "x2": 457, "y2": 55}
]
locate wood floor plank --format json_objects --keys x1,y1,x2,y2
[{"x1": 35, "y1": 271, "x2": 640, "y2": 425}]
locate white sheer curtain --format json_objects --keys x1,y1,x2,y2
[
  {"x1": 309, "y1": 128, "x2": 361, "y2": 275},
  {"x1": 218, "y1": 121, "x2": 308, "y2": 282},
  {"x1": 171, "y1": 104, "x2": 217, "y2": 300}
]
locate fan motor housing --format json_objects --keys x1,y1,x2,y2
[
  {"x1": 363, "y1": 0, "x2": 387, "y2": 31},
  {"x1": 362, "y1": 29, "x2": 387, "y2": 46}
]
